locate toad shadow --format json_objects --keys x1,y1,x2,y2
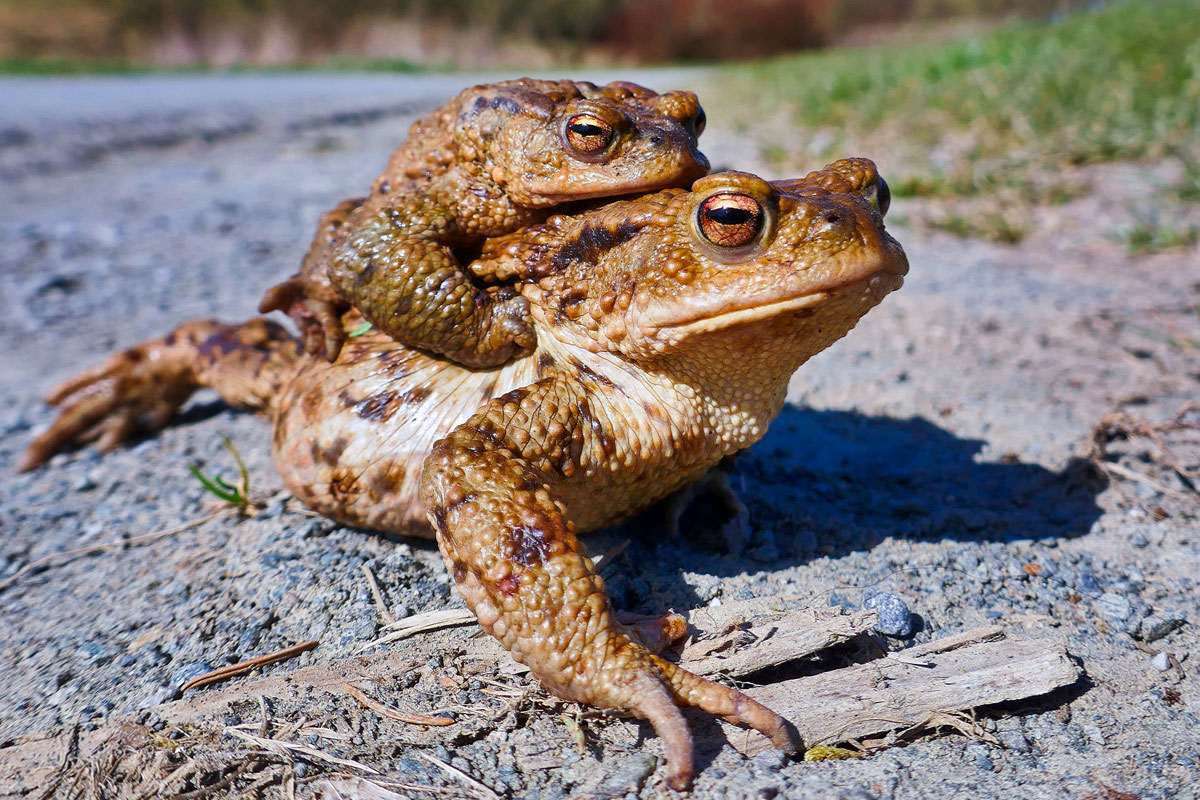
[{"x1": 604, "y1": 405, "x2": 1106, "y2": 610}]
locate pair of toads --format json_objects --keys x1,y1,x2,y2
[{"x1": 21, "y1": 79, "x2": 908, "y2": 790}]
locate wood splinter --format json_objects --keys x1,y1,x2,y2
[{"x1": 181, "y1": 640, "x2": 319, "y2": 692}]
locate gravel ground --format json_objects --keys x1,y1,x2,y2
[{"x1": 0, "y1": 71, "x2": 1197, "y2": 799}]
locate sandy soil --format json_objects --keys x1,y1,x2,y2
[{"x1": 0, "y1": 71, "x2": 1197, "y2": 799}]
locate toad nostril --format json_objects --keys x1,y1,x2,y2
[
  {"x1": 650, "y1": 134, "x2": 663, "y2": 145},
  {"x1": 824, "y1": 212, "x2": 840, "y2": 224}
]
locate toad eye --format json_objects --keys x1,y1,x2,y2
[
  {"x1": 875, "y1": 176, "x2": 891, "y2": 217},
  {"x1": 692, "y1": 106, "x2": 706, "y2": 137},
  {"x1": 565, "y1": 114, "x2": 615, "y2": 156},
  {"x1": 697, "y1": 193, "x2": 763, "y2": 248}
]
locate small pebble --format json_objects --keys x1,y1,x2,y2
[
  {"x1": 1150, "y1": 652, "x2": 1171, "y2": 671},
  {"x1": 967, "y1": 744, "x2": 994, "y2": 771},
  {"x1": 1076, "y1": 571, "x2": 1102, "y2": 598},
  {"x1": 1096, "y1": 592, "x2": 1132, "y2": 623},
  {"x1": 863, "y1": 591, "x2": 914, "y2": 637},
  {"x1": 1130, "y1": 531, "x2": 1150, "y2": 548},
  {"x1": 1139, "y1": 613, "x2": 1186, "y2": 643}
]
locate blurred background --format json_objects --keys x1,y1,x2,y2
[{"x1": 1, "y1": 0, "x2": 1096, "y2": 70}]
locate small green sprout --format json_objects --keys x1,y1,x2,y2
[
  {"x1": 348, "y1": 321, "x2": 374, "y2": 338},
  {"x1": 189, "y1": 436, "x2": 255, "y2": 514}
]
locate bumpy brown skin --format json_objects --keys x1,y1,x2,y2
[
  {"x1": 260, "y1": 79, "x2": 709, "y2": 365},
  {"x1": 25, "y1": 160, "x2": 906, "y2": 790}
]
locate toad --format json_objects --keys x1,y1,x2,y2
[
  {"x1": 259, "y1": 78, "x2": 708, "y2": 364},
  {"x1": 22, "y1": 159, "x2": 904, "y2": 789}
]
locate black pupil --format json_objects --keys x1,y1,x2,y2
[
  {"x1": 876, "y1": 177, "x2": 891, "y2": 216},
  {"x1": 707, "y1": 205, "x2": 754, "y2": 225},
  {"x1": 570, "y1": 122, "x2": 606, "y2": 138}
]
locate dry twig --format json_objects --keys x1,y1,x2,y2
[
  {"x1": 182, "y1": 640, "x2": 319, "y2": 691},
  {"x1": 360, "y1": 564, "x2": 396, "y2": 625},
  {"x1": 415, "y1": 752, "x2": 500, "y2": 800},
  {"x1": 341, "y1": 683, "x2": 454, "y2": 727},
  {"x1": 224, "y1": 726, "x2": 377, "y2": 774}
]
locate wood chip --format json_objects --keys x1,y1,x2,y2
[
  {"x1": 679, "y1": 602, "x2": 877, "y2": 677},
  {"x1": 181, "y1": 640, "x2": 319, "y2": 691},
  {"x1": 722, "y1": 626, "x2": 1080, "y2": 755}
]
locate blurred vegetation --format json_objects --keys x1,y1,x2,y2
[
  {"x1": 0, "y1": 0, "x2": 1090, "y2": 68},
  {"x1": 723, "y1": 0, "x2": 1200, "y2": 243}
]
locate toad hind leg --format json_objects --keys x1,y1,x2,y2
[
  {"x1": 419, "y1": 378, "x2": 799, "y2": 790},
  {"x1": 20, "y1": 318, "x2": 299, "y2": 471}
]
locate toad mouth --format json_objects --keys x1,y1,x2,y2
[{"x1": 651, "y1": 271, "x2": 905, "y2": 338}]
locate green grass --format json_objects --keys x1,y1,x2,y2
[
  {"x1": 0, "y1": 57, "x2": 151, "y2": 74},
  {"x1": 1119, "y1": 219, "x2": 1200, "y2": 254},
  {"x1": 724, "y1": 0, "x2": 1200, "y2": 198}
]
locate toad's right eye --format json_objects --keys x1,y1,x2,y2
[
  {"x1": 697, "y1": 193, "x2": 764, "y2": 248},
  {"x1": 565, "y1": 114, "x2": 615, "y2": 156}
]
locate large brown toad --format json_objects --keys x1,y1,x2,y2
[
  {"x1": 22, "y1": 159, "x2": 905, "y2": 790},
  {"x1": 260, "y1": 78, "x2": 708, "y2": 364}
]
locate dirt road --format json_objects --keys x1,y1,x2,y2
[{"x1": 1, "y1": 72, "x2": 1196, "y2": 799}]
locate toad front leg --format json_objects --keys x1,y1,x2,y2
[
  {"x1": 419, "y1": 378, "x2": 799, "y2": 789},
  {"x1": 328, "y1": 196, "x2": 537, "y2": 369}
]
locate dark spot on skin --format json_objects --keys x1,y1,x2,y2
[
  {"x1": 467, "y1": 424, "x2": 503, "y2": 449},
  {"x1": 376, "y1": 349, "x2": 412, "y2": 376},
  {"x1": 644, "y1": 402, "x2": 670, "y2": 423},
  {"x1": 366, "y1": 461, "x2": 406, "y2": 499},
  {"x1": 496, "y1": 575, "x2": 520, "y2": 595},
  {"x1": 556, "y1": 288, "x2": 588, "y2": 322},
  {"x1": 446, "y1": 490, "x2": 477, "y2": 514},
  {"x1": 319, "y1": 436, "x2": 349, "y2": 465},
  {"x1": 824, "y1": 212, "x2": 840, "y2": 224},
  {"x1": 378, "y1": 179, "x2": 391, "y2": 195},
  {"x1": 551, "y1": 222, "x2": 640, "y2": 272},
  {"x1": 577, "y1": 400, "x2": 615, "y2": 457},
  {"x1": 357, "y1": 258, "x2": 378, "y2": 284},
  {"x1": 355, "y1": 390, "x2": 399, "y2": 421},
  {"x1": 164, "y1": 332, "x2": 177, "y2": 346},
  {"x1": 480, "y1": 376, "x2": 499, "y2": 403},
  {"x1": 451, "y1": 559, "x2": 469, "y2": 583},
  {"x1": 197, "y1": 329, "x2": 245, "y2": 361},
  {"x1": 432, "y1": 506, "x2": 448, "y2": 531},
  {"x1": 338, "y1": 390, "x2": 358, "y2": 408},
  {"x1": 497, "y1": 388, "x2": 529, "y2": 405},
  {"x1": 570, "y1": 357, "x2": 616, "y2": 388},
  {"x1": 301, "y1": 387, "x2": 324, "y2": 419},
  {"x1": 508, "y1": 525, "x2": 554, "y2": 567},
  {"x1": 517, "y1": 476, "x2": 542, "y2": 492},
  {"x1": 329, "y1": 469, "x2": 358, "y2": 500},
  {"x1": 401, "y1": 386, "x2": 431, "y2": 405},
  {"x1": 471, "y1": 94, "x2": 523, "y2": 115},
  {"x1": 537, "y1": 352, "x2": 555, "y2": 370}
]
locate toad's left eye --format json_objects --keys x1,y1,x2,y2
[
  {"x1": 697, "y1": 193, "x2": 763, "y2": 248},
  {"x1": 565, "y1": 114, "x2": 615, "y2": 156}
]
